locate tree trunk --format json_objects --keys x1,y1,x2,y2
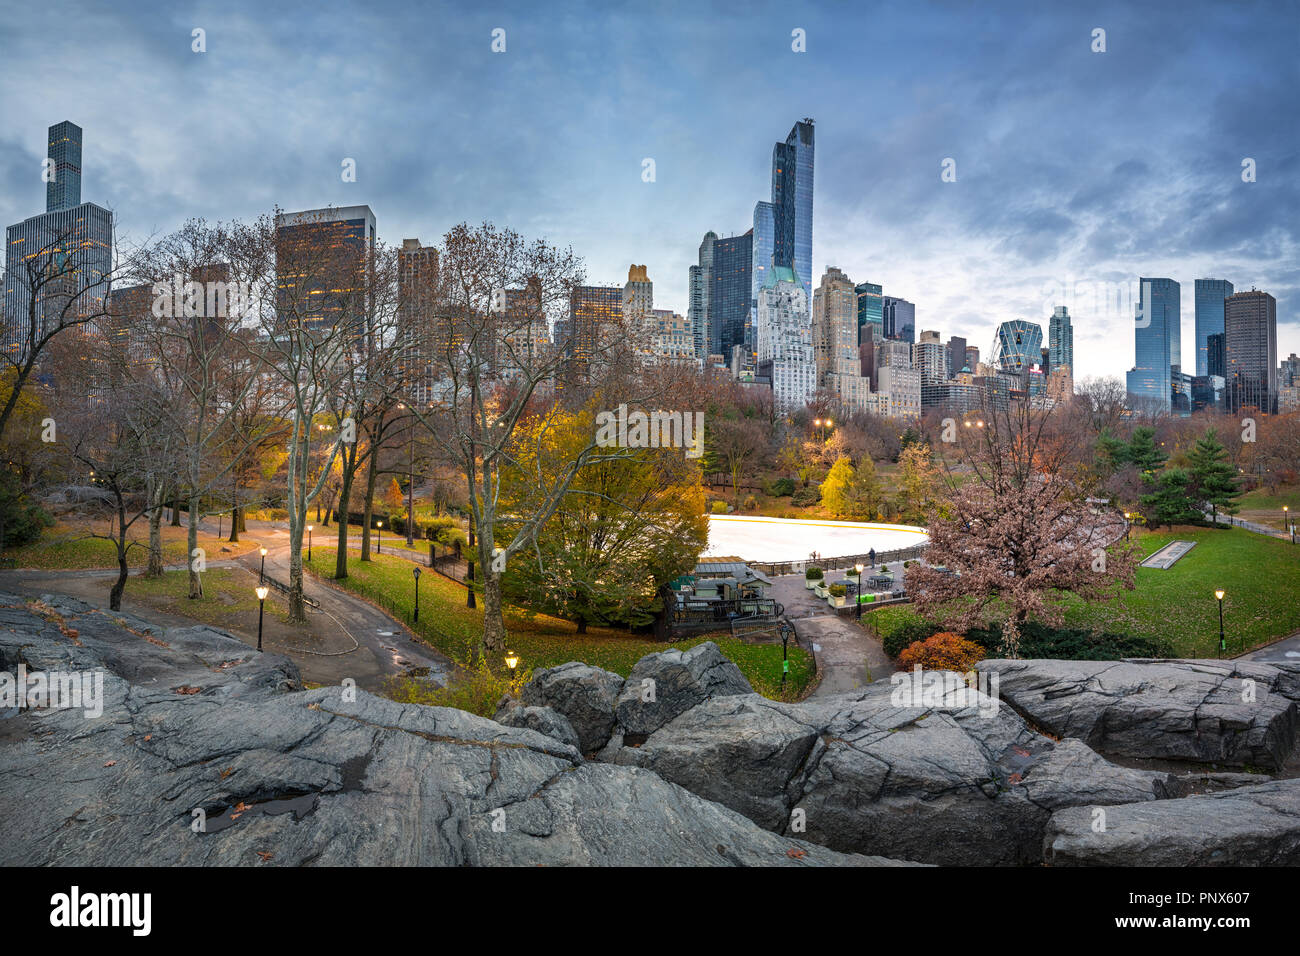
[
  {"x1": 170, "y1": 489, "x2": 182, "y2": 526},
  {"x1": 482, "y1": 572, "x2": 506, "y2": 652},
  {"x1": 146, "y1": 479, "x2": 164, "y2": 578},
  {"x1": 110, "y1": 548, "x2": 128, "y2": 611},
  {"x1": 360, "y1": 450, "x2": 378, "y2": 561},
  {"x1": 187, "y1": 492, "x2": 202, "y2": 598},
  {"x1": 335, "y1": 464, "x2": 356, "y2": 579},
  {"x1": 288, "y1": 519, "x2": 306, "y2": 624}
]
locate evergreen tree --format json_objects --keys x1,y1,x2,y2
[
  {"x1": 1187, "y1": 429, "x2": 1242, "y2": 524},
  {"x1": 1126, "y1": 426, "x2": 1168, "y2": 479},
  {"x1": 1139, "y1": 467, "x2": 1200, "y2": 529}
]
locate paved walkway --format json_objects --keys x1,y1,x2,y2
[
  {"x1": 1240, "y1": 630, "x2": 1300, "y2": 664},
  {"x1": 767, "y1": 568, "x2": 896, "y2": 696}
]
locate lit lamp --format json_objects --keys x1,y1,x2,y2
[
  {"x1": 1284, "y1": 505, "x2": 1290, "y2": 534},
  {"x1": 1123, "y1": 512, "x2": 1131, "y2": 541},
  {"x1": 412, "y1": 566, "x2": 422, "y2": 623},
  {"x1": 1215, "y1": 589, "x2": 1226, "y2": 657},
  {"x1": 307, "y1": 524, "x2": 313, "y2": 561},
  {"x1": 505, "y1": 651, "x2": 519, "y2": 676},
  {"x1": 255, "y1": 585, "x2": 269, "y2": 651},
  {"x1": 377, "y1": 520, "x2": 383, "y2": 554},
  {"x1": 259, "y1": 547, "x2": 267, "y2": 583}
]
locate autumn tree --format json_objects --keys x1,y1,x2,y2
[
  {"x1": 896, "y1": 442, "x2": 942, "y2": 525},
  {"x1": 499, "y1": 407, "x2": 707, "y2": 632},
  {"x1": 908, "y1": 398, "x2": 1137, "y2": 656}
]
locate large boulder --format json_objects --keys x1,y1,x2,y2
[
  {"x1": 1, "y1": 595, "x2": 910, "y2": 867},
  {"x1": 977, "y1": 659, "x2": 1299, "y2": 770},
  {"x1": 520, "y1": 661, "x2": 624, "y2": 755},
  {"x1": 1045, "y1": 779, "x2": 1300, "y2": 865},
  {"x1": 493, "y1": 704, "x2": 582, "y2": 751},
  {"x1": 615, "y1": 641, "x2": 753, "y2": 738},
  {"x1": 612, "y1": 678, "x2": 1168, "y2": 865}
]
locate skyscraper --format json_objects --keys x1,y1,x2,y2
[
  {"x1": 45, "y1": 121, "x2": 83, "y2": 213},
  {"x1": 756, "y1": 264, "x2": 815, "y2": 413},
  {"x1": 4, "y1": 121, "x2": 113, "y2": 362},
  {"x1": 1224, "y1": 289, "x2": 1278, "y2": 414},
  {"x1": 710, "y1": 231, "x2": 753, "y2": 358},
  {"x1": 812, "y1": 266, "x2": 870, "y2": 409},
  {"x1": 1048, "y1": 306, "x2": 1073, "y2": 371},
  {"x1": 770, "y1": 120, "x2": 815, "y2": 309},
  {"x1": 1126, "y1": 277, "x2": 1180, "y2": 412},
  {"x1": 687, "y1": 231, "x2": 715, "y2": 359},
  {"x1": 1207, "y1": 333, "x2": 1226, "y2": 378},
  {"x1": 565, "y1": 285, "x2": 622, "y2": 382},
  {"x1": 275, "y1": 205, "x2": 377, "y2": 336},
  {"x1": 882, "y1": 296, "x2": 915, "y2": 343},
  {"x1": 1194, "y1": 279, "x2": 1234, "y2": 377},
  {"x1": 855, "y1": 281, "x2": 883, "y2": 343},
  {"x1": 993, "y1": 319, "x2": 1044, "y2": 373},
  {"x1": 947, "y1": 335, "x2": 967, "y2": 376},
  {"x1": 398, "y1": 238, "x2": 440, "y2": 403}
]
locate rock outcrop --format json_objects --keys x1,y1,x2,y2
[
  {"x1": 1045, "y1": 779, "x2": 1300, "y2": 865},
  {"x1": 519, "y1": 661, "x2": 624, "y2": 755},
  {"x1": 0, "y1": 594, "x2": 906, "y2": 867},
  {"x1": 977, "y1": 659, "x2": 1300, "y2": 770}
]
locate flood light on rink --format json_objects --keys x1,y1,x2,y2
[{"x1": 703, "y1": 515, "x2": 929, "y2": 563}]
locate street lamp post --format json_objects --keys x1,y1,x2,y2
[
  {"x1": 1123, "y1": 512, "x2": 1131, "y2": 541},
  {"x1": 255, "y1": 585, "x2": 269, "y2": 651},
  {"x1": 259, "y1": 547, "x2": 267, "y2": 583},
  {"x1": 307, "y1": 525, "x2": 313, "y2": 562},
  {"x1": 412, "y1": 566, "x2": 422, "y2": 622},
  {"x1": 1215, "y1": 589, "x2": 1226, "y2": 657},
  {"x1": 1284, "y1": 505, "x2": 1290, "y2": 535},
  {"x1": 505, "y1": 650, "x2": 519, "y2": 680},
  {"x1": 376, "y1": 520, "x2": 383, "y2": 554},
  {"x1": 854, "y1": 563, "x2": 865, "y2": 621}
]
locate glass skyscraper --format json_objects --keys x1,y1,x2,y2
[
  {"x1": 770, "y1": 120, "x2": 814, "y2": 309},
  {"x1": 1194, "y1": 278, "x2": 1233, "y2": 377},
  {"x1": 709, "y1": 231, "x2": 753, "y2": 358},
  {"x1": 882, "y1": 296, "x2": 915, "y2": 343},
  {"x1": 1048, "y1": 306, "x2": 1073, "y2": 371},
  {"x1": 45, "y1": 121, "x2": 83, "y2": 213},
  {"x1": 855, "y1": 281, "x2": 883, "y2": 343},
  {"x1": 1224, "y1": 289, "x2": 1278, "y2": 414},
  {"x1": 1125, "y1": 277, "x2": 1180, "y2": 411},
  {"x1": 993, "y1": 319, "x2": 1043, "y2": 373}
]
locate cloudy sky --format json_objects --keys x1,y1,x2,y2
[{"x1": 2, "y1": 0, "x2": 1296, "y2": 381}]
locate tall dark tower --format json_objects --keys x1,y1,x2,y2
[{"x1": 45, "y1": 121, "x2": 83, "y2": 213}]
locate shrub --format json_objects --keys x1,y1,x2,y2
[
  {"x1": 0, "y1": 473, "x2": 54, "y2": 548},
  {"x1": 710, "y1": 500, "x2": 729, "y2": 514},
  {"x1": 877, "y1": 615, "x2": 940, "y2": 658},
  {"x1": 791, "y1": 485, "x2": 820, "y2": 507},
  {"x1": 743, "y1": 494, "x2": 758, "y2": 511},
  {"x1": 767, "y1": 477, "x2": 796, "y2": 497},
  {"x1": 896, "y1": 632, "x2": 985, "y2": 672},
  {"x1": 805, "y1": 566, "x2": 824, "y2": 580},
  {"x1": 383, "y1": 653, "x2": 530, "y2": 718},
  {"x1": 829, "y1": 583, "x2": 847, "y2": 597},
  {"x1": 964, "y1": 622, "x2": 1171, "y2": 660}
]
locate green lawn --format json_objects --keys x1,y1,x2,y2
[
  {"x1": 306, "y1": 547, "x2": 813, "y2": 699},
  {"x1": 869, "y1": 525, "x2": 1300, "y2": 658},
  {"x1": 2, "y1": 521, "x2": 259, "y2": 570}
]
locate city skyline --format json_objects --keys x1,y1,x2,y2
[{"x1": 1, "y1": 0, "x2": 1296, "y2": 384}]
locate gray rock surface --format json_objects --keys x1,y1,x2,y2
[
  {"x1": 1045, "y1": 779, "x2": 1300, "y2": 865},
  {"x1": 520, "y1": 661, "x2": 624, "y2": 755},
  {"x1": 978, "y1": 658, "x2": 1299, "y2": 770},
  {"x1": 1, "y1": 594, "x2": 904, "y2": 867},
  {"x1": 609, "y1": 679, "x2": 1168, "y2": 865},
  {"x1": 492, "y1": 703, "x2": 582, "y2": 751},
  {"x1": 615, "y1": 641, "x2": 753, "y2": 738}
]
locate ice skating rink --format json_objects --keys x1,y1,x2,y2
[{"x1": 703, "y1": 515, "x2": 929, "y2": 563}]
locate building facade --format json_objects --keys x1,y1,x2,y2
[
  {"x1": 1224, "y1": 289, "x2": 1278, "y2": 414},
  {"x1": 1126, "y1": 277, "x2": 1180, "y2": 412},
  {"x1": 1194, "y1": 279, "x2": 1234, "y2": 377}
]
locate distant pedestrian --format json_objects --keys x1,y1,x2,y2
[{"x1": 868, "y1": 547, "x2": 876, "y2": 568}]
